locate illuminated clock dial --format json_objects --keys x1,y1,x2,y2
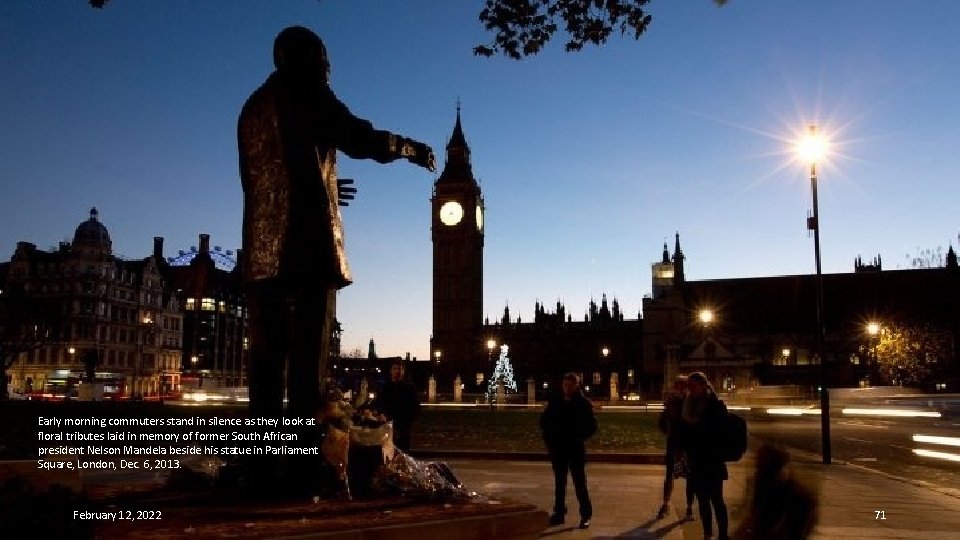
[{"x1": 439, "y1": 201, "x2": 463, "y2": 226}]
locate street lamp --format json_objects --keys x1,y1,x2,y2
[
  {"x1": 485, "y1": 340, "x2": 497, "y2": 408},
  {"x1": 797, "y1": 124, "x2": 831, "y2": 465},
  {"x1": 698, "y1": 308, "x2": 714, "y2": 326},
  {"x1": 866, "y1": 321, "x2": 881, "y2": 383}
]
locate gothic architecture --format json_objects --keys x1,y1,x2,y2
[
  {"x1": 430, "y1": 108, "x2": 485, "y2": 380},
  {"x1": 428, "y1": 115, "x2": 960, "y2": 399}
]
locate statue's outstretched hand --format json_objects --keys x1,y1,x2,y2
[{"x1": 400, "y1": 138, "x2": 436, "y2": 172}]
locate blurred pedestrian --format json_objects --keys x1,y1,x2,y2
[
  {"x1": 540, "y1": 373, "x2": 597, "y2": 529},
  {"x1": 372, "y1": 360, "x2": 420, "y2": 452},
  {"x1": 658, "y1": 375, "x2": 695, "y2": 520},
  {"x1": 683, "y1": 372, "x2": 729, "y2": 540},
  {"x1": 732, "y1": 443, "x2": 818, "y2": 540}
]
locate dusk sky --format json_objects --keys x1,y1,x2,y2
[{"x1": 2, "y1": 1, "x2": 959, "y2": 360}]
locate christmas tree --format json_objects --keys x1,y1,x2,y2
[{"x1": 487, "y1": 344, "x2": 517, "y2": 402}]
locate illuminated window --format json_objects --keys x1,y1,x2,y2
[
  {"x1": 218, "y1": 300, "x2": 226, "y2": 313},
  {"x1": 186, "y1": 298, "x2": 196, "y2": 310},
  {"x1": 201, "y1": 298, "x2": 215, "y2": 311},
  {"x1": 593, "y1": 372, "x2": 602, "y2": 385},
  {"x1": 476, "y1": 372, "x2": 484, "y2": 385},
  {"x1": 627, "y1": 369, "x2": 635, "y2": 385}
]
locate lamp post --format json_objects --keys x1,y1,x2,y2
[
  {"x1": 866, "y1": 321, "x2": 881, "y2": 384},
  {"x1": 798, "y1": 124, "x2": 831, "y2": 464},
  {"x1": 486, "y1": 340, "x2": 496, "y2": 409}
]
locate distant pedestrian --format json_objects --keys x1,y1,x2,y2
[
  {"x1": 731, "y1": 443, "x2": 818, "y2": 540},
  {"x1": 683, "y1": 372, "x2": 729, "y2": 540},
  {"x1": 540, "y1": 373, "x2": 597, "y2": 529},
  {"x1": 658, "y1": 375, "x2": 695, "y2": 520},
  {"x1": 372, "y1": 360, "x2": 420, "y2": 452}
]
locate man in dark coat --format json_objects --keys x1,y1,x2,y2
[
  {"x1": 372, "y1": 361, "x2": 421, "y2": 452},
  {"x1": 238, "y1": 26, "x2": 435, "y2": 419},
  {"x1": 683, "y1": 371, "x2": 730, "y2": 540},
  {"x1": 540, "y1": 373, "x2": 597, "y2": 529}
]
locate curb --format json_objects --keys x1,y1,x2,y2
[{"x1": 410, "y1": 450, "x2": 665, "y2": 464}]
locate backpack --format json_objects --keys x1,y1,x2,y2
[{"x1": 720, "y1": 410, "x2": 748, "y2": 462}]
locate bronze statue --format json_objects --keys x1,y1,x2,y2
[{"x1": 238, "y1": 26, "x2": 435, "y2": 419}]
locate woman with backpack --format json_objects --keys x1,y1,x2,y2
[{"x1": 682, "y1": 371, "x2": 730, "y2": 540}]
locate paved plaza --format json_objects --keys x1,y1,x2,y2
[{"x1": 448, "y1": 446, "x2": 960, "y2": 539}]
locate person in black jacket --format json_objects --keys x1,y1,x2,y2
[
  {"x1": 683, "y1": 371, "x2": 729, "y2": 540},
  {"x1": 372, "y1": 361, "x2": 421, "y2": 452},
  {"x1": 540, "y1": 373, "x2": 597, "y2": 529},
  {"x1": 658, "y1": 375, "x2": 695, "y2": 520}
]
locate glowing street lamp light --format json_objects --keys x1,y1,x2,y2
[
  {"x1": 797, "y1": 123, "x2": 831, "y2": 465},
  {"x1": 698, "y1": 308, "x2": 714, "y2": 326},
  {"x1": 601, "y1": 346, "x2": 610, "y2": 358},
  {"x1": 866, "y1": 321, "x2": 880, "y2": 336},
  {"x1": 796, "y1": 128, "x2": 829, "y2": 164}
]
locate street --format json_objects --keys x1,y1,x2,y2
[{"x1": 747, "y1": 411, "x2": 960, "y2": 492}]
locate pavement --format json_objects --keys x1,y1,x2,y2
[{"x1": 440, "y1": 441, "x2": 960, "y2": 539}]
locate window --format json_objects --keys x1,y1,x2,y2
[
  {"x1": 627, "y1": 369, "x2": 635, "y2": 385},
  {"x1": 592, "y1": 372, "x2": 602, "y2": 385},
  {"x1": 218, "y1": 300, "x2": 226, "y2": 313},
  {"x1": 476, "y1": 372, "x2": 484, "y2": 385},
  {"x1": 201, "y1": 298, "x2": 215, "y2": 311}
]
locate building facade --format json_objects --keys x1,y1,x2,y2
[
  {"x1": 158, "y1": 234, "x2": 248, "y2": 391},
  {"x1": 2, "y1": 209, "x2": 182, "y2": 398}
]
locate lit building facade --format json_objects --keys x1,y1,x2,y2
[
  {"x1": 159, "y1": 234, "x2": 248, "y2": 390},
  {"x1": 2, "y1": 209, "x2": 182, "y2": 397}
]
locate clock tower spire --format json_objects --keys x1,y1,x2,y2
[{"x1": 431, "y1": 105, "x2": 484, "y2": 385}]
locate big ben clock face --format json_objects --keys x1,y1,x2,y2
[
  {"x1": 439, "y1": 201, "x2": 464, "y2": 226},
  {"x1": 475, "y1": 205, "x2": 483, "y2": 231}
]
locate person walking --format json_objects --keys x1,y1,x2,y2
[
  {"x1": 731, "y1": 443, "x2": 818, "y2": 540},
  {"x1": 658, "y1": 375, "x2": 695, "y2": 520},
  {"x1": 540, "y1": 373, "x2": 597, "y2": 529},
  {"x1": 372, "y1": 360, "x2": 421, "y2": 452},
  {"x1": 683, "y1": 372, "x2": 729, "y2": 540}
]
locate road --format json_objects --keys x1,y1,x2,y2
[{"x1": 747, "y1": 411, "x2": 960, "y2": 491}]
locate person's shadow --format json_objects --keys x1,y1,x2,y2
[{"x1": 541, "y1": 517, "x2": 688, "y2": 539}]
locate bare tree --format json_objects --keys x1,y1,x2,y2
[{"x1": 0, "y1": 285, "x2": 55, "y2": 399}]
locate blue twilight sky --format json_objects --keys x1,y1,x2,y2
[{"x1": 1, "y1": 1, "x2": 959, "y2": 360}]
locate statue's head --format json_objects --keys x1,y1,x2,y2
[{"x1": 273, "y1": 26, "x2": 329, "y2": 81}]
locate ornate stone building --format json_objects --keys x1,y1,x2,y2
[{"x1": 2, "y1": 209, "x2": 182, "y2": 397}]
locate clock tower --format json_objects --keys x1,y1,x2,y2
[{"x1": 431, "y1": 107, "x2": 484, "y2": 383}]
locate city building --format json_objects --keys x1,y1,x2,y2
[
  {"x1": 1, "y1": 208, "x2": 182, "y2": 397},
  {"x1": 429, "y1": 118, "x2": 960, "y2": 399},
  {"x1": 643, "y1": 243, "x2": 960, "y2": 396},
  {"x1": 158, "y1": 234, "x2": 248, "y2": 391}
]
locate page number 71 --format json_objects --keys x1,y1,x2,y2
[{"x1": 875, "y1": 511, "x2": 886, "y2": 520}]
